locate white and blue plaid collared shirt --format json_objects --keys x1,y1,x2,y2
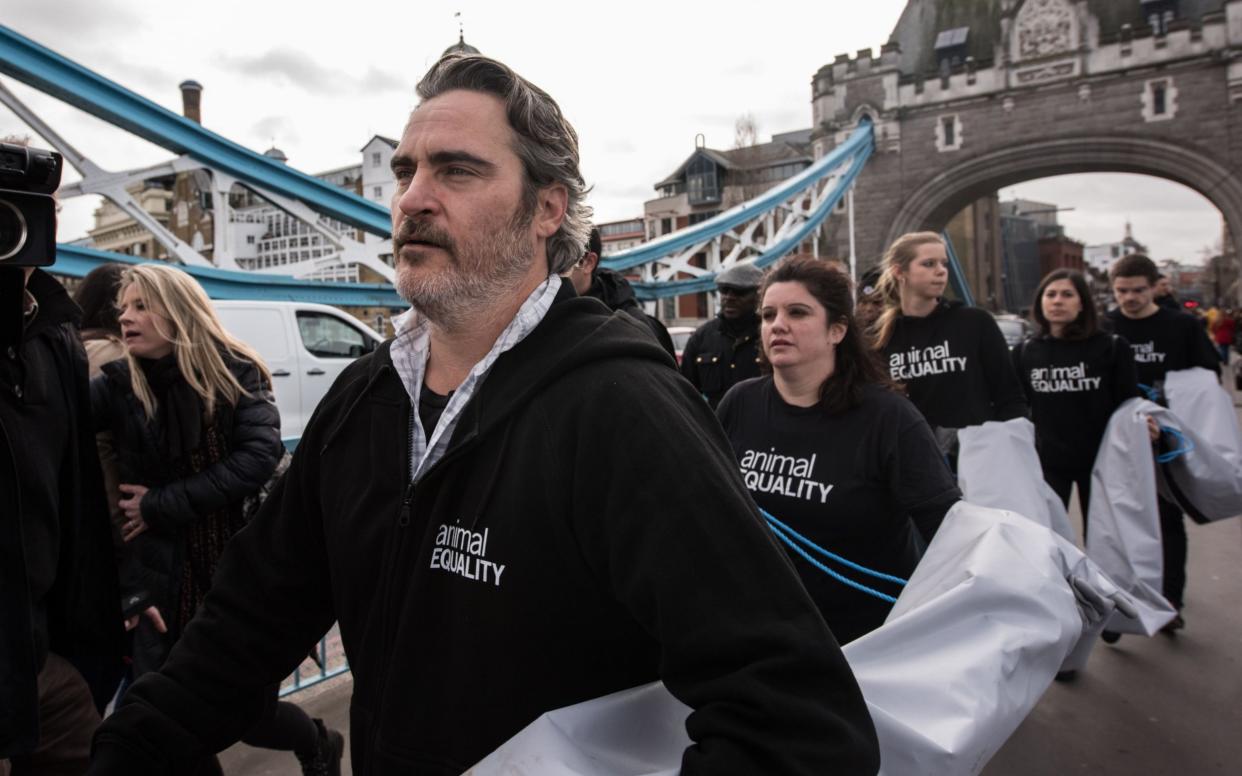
[{"x1": 389, "y1": 274, "x2": 561, "y2": 482}]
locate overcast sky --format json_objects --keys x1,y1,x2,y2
[{"x1": 1, "y1": 0, "x2": 1223, "y2": 265}]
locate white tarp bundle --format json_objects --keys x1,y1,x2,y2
[
  {"x1": 957, "y1": 418, "x2": 1075, "y2": 541},
  {"x1": 1159, "y1": 367, "x2": 1242, "y2": 523},
  {"x1": 1086, "y1": 398, "x2": 1177, "y2": 635},
  {"x1": 465, "y1": 503, "x2": 1134, "y2": 776}
]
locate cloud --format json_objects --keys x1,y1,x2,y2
[
  {"x1": 602, "y1": 138, "x2": 637, "y2": 154},
  {"x1": 216, "y1": 49, "x2": 407, "y2": 95},
  {"x1": 250, "y1": 115, "x2": 300, "y2": 147},
  {"x1": 5, "y1": 0, "x2": 142, "y2": 43}
]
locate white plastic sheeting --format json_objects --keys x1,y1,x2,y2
[
  {"x1": 464, "y1": 503, "x2": 1134, "y2": 776},
  {"x1": 957, "y1": 418, "x2": 1075, "y2": 541},
  {"x1": 1086, "y1": 398, "x2": 1178, "y2": 635},
  {"x1": 1160, "y1": 367, "x2": 1242, "y2": 522}
]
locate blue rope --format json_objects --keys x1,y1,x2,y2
[
  {"x1": 761, "y1": 509, "x2": 909, "y2": 585},
  {"x1": 1138, "y1": 383, "x2": 1160, "y2": 402},
  {"x1": 1156, "y1": 425, "x2": 1195, "y2": 463},
  {"x1": 766, "y1": 521, "x2": 900, "y2": 604}
]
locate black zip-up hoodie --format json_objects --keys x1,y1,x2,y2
[
  {"x1": 89, "y1": 286, "x2": 879, "y2": 775},
  {"x1": 882, "y1": 300, "x2": 1028, "y2": 429}
]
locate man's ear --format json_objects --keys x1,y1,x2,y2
[
  {"x1": 534, "y1": 183, "x2": 568, "y2": 240},
  {"x1": 583, "y1": 250, "x2": 600, "y2": 275}
]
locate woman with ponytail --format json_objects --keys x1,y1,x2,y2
[
  {"x1": 716, "y1": 257, "x2": 959, "y2": 643},
  {"x1": 90, "y1": 263, "x2": 342, "y2": 774},
  {"x1": 872, "y1": 232, "x2": 1027, "y2": 435}
]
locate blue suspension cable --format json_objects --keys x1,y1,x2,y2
[
  {"x1": 761, "y1": 509, "x2": 909, "y2": 585},
  {"x1": 766, "y1": 521, "x2": 900, "y2": 605},
  {"x1": 1156, "y1": 426, "x2": 1195, "y2": 463},
  {"x1": 1137, "y1": 383, "x2": 1160, "y2": 402}
]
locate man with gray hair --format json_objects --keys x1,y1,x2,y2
[{"x1": 88, "y1": 55, "x2": 878, "y2": 776}]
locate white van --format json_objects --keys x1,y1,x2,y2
[{"x1": 212, "y1": 300, "x2": 387, "y2": 443}]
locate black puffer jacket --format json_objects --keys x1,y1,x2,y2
[
  {"x1": 89, "y1": 357, "x2": 282, "y2": 622},
  {"x1": 586, "y1": 268, "x2": 676, "y2": 358}
]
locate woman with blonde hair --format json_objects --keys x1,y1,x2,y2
[
  {"x1": 91, "y1": 263, "x2": 342, "y2": 774},
  {"x1": 872, "y1": 232, "x2": 1026, "y2": 439}
]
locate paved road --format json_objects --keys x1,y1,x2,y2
[{"x1": 222, "y1": 371, "x2": 1242, "y2": 775}]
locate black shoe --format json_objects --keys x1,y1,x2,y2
[
  {"x1": 1054, "y1": 670, "x2": 1077, "y2": 682},
  {"x1": 297, "y1": 718, "x2": 344, "y2": 776},
  {"x1": 1101, "y1": 630, "x2": 1121, "y2": 644},
  {"x1": 1160, "y1": 613, "x2": 1185, "y2": 635}
]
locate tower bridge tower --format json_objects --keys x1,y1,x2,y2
[{"x1": 813, "y1": 0, "x2": 1242, "y2": 303}]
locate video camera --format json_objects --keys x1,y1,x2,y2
[{"x1": 0, "y1": 141, "x2": 62, "y2": 268}]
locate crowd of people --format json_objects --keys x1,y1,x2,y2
[{"x1": 1, "y1": 51, "x2": 1236, "y2": 776}]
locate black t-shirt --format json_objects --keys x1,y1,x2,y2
[
  {"x1": 1105, "y1": 307, "x2": 1221, "y2": 387},
  {"x1": 1013, "y1": 332, "x2": 1139, "y2": 472},
  {"x1": 882, "y1": 302, "x2": 1028, "y2": 429},
  {"x1": 717, "y1": 377, "x2": 960, "y2": 643},
  {"x1": 419, "y1": 384, "x2": 453, "y2": 441}
]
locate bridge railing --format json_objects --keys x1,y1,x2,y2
[{"x1": 280, "y1": 623, "x2": 351, "y2": 697}]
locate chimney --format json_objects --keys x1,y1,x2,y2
[{"x1": 179, "y1": 80, "x2": 203, "y2": 124}]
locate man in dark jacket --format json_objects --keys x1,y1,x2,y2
[
  {"x1": 679, "y1": 263, "x2": 764, "y2": 408},
  {"x1": 1, "y1": 265, "x2": 124, "y2": 773},
  {"x1": 89, "y1": 55, "x2": 879, "y2": 776},
  {"x1": 564, "y1": 226, "x2": 676, "y2": 358}
]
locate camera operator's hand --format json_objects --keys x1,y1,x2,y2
[
  {"x1": 124, "y1": 605, "x2": 167, "y2": 633},
  {"x1": 118, "y1": 483, "x2": 149, "y2": 541}
]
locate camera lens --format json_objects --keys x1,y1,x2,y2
[{"x1": 0, "y1": 199, "x2": 28, "y2": 261}]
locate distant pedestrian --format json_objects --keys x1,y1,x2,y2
[
  {"x1": 564, "y1": 226, "x2": 675, "y2": 358},
  {"x1": 872, "y1": 232, "x2": 1027, "y2": 438},
  {"x1": 680, "y1": 263, "x2": 764, "y2": 408},
  {"x1": 854, "y1": 266, "x2": 884, "y2": 334},
  {"x1": 1154, "y1": 273, "x2": 1180, "y2": 312},
  {"x1": 718, "y1": 257, "x2": 959, "y2": 643},
  {"x1": 1212, "y1": 308, "x2": 1235, "y2": 364}
]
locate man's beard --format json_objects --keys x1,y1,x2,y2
[{"x1": 393, "y1": 208, "x2": 535, "y2": 331}]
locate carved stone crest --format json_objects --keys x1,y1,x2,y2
[{"x1": 1015, "y1": 0, "x2": 1075, "y2": 60}]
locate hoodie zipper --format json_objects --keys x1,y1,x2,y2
[{"x1": 372, "y1": 407, "x2": 416, "y2": 759}]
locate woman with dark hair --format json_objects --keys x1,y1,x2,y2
[
  {"x1": 717, "y1": 257, "x2": 960, "y2": 643},
  {"x1": 872, "y1": 232, "x2": 1027, "y2": 433},
  {"x1": 1013, "y1": 269, "x2": 1143, "y2": 524}
]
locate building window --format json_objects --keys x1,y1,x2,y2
[
  {"x1": 246, "y1": 235, "x2": 255, "y2": 245},
  {"x1": 661, "y1": 217, "x2": 673, "y2": 236},
  {"x1": 371, "y1": 152, "x2": 382, "y2": 167},
  {"x1": 686, "y1": 155, "x2": 721, "y2": 205},
  {"x1": 373, "y1": 186, "x2": 383, "y2": 199},
  {"x1": 935, "y1": 114, "x2": 963, "y2": 152},
  {"x1": 1142, "y1": 78, "x2": 1177, "y2": 122}
]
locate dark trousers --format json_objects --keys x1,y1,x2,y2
[
  {"x1": 1158, "y1": 496, "x2": 1188, "y2": 609},
  {"x1": 1042, "y1": 466, "x2": 1092, "y2": 538},
  {"x1": 0, "y1": 653, "x2": 100, "y2": 776}
]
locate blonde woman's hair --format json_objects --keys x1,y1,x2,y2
[
  {"x1": 118, "y1": 263, "x2": 271, "y2": 420},
  {"x1": 871, "y1": 231, "x2": 946, "y2": 350}
]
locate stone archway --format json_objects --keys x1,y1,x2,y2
[{"x1": 884, "y1": 135, "x2": 1242, "y2": 267}]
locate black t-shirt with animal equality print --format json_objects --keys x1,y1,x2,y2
[
  {"x1": 882, "y1": 301, "x2": 1028, "y2": 430},
  {"x1": 717, "y1": 377, "x2": 960, "y2": 644}
]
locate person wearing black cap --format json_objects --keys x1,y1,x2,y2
[
  {"x1": 855, "y1": 266, "x2": 884, "y2": 334},
  {"x1": 680, "y1": 263, "x2": 764, "y2": 408}
]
